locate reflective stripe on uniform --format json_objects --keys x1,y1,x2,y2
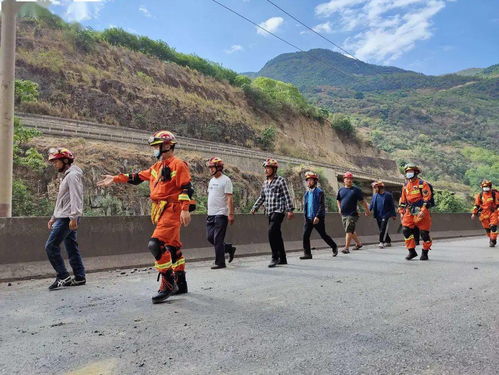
[
  {"x1": 154, "y1": 261, "x2": 172, "y2": 270},
  {"x1": 172, "y1": 258, "x2": 186, "y2": 268}
]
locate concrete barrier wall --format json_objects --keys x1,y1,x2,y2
[{"x1": 0, "y1": 213, "x2": 483, "y2": 266}]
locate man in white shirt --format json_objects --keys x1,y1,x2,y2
[{"x1": 206, "y1": 157, "x2": 236, "y2": 269}]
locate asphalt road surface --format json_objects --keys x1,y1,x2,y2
[{"x1": 1, "y1": 237, "x2": 498, "y2": 375}]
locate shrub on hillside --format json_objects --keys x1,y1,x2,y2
[{"x1": 330, "y1": 114, "x2": 355, "y2": 135}]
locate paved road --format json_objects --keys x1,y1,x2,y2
[{"x1": 1, "y1": 237, "x2": 498, "y2": 375}]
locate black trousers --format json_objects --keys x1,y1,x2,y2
[
  {"x1": 376, "y1": 218, "x2": 392, "y2": 243},
  {"x1": 207, "y1": 215, "x2": 229, "y2": 266},
  {"x1": 268, "y1": 212, "x2": 286, "y2": 262},
  {"x1": 303, "y1": 218, "x2": 337, "y2": 254}
]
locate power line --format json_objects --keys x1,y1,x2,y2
[
  {"x1": 264, "y1": 0, "x2": 361, "y2": 62},
  {"x1": 208, "y1": 0, "x2": 352, "y2": 78},
  {"x1": 209, "y1": 0, "x2": 303, "y2": 52}
]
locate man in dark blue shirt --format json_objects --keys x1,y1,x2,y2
[
  {"x1": 300, "y1": 171, "x2": 338, "y2": 260},
  {"x1": 369, "y1": 181, "x2": 396, "y2": 248},
  {"x1": 336, "y1": 172, "x2": 370, "y2": 253}
]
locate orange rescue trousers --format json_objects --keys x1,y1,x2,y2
[
  {"x1": 401, "y1": 209, "x2": 432, "y2": 250},
  {"x1": 479, "y1": 210, "x2": 497, "y2": 241},
  {"x1": 152, "y1": 203, "x2": 186, "y2": 274}
]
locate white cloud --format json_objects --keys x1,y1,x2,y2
[
  {"x1": 225, "y1": 45, "x2": 244, "y2": 54},
  {"x1": 52, "y1": 0, "x2": 108, "y2": 22},
  {"x1": 256, "y1": 17, "x2": 284, "y2": 36},
  {"x1": 139, "y1": 6, "x2": 152, "y2": 18},
  {"x1": 312, "y1": 21, "x2": 333, "y2": 33},
  {"x1": 315, "y1": 0, "x2": 447, "y2": 63},
  {"x1": 315, "y1": 0, "x2": 365, "y2": 17}
]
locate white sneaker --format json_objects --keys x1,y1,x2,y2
[{"x1": 378, "y1": 242, "x2": 384, "y2": 249}]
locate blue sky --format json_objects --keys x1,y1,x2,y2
[{"x1": 48, "y1": 0, "x2": 499, "y2": 75}]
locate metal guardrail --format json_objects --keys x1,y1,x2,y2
[{"x1": 18, "y1": 113, "x2": 403, "y2": 184}]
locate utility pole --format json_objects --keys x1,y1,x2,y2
[{"x1": 0, "y1": 0, "x2": 18, "y2": 217}]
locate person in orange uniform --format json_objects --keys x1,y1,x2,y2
[
  {"x1": 98, "y1": 131, "x2": 193, "y2": 303},
  {"x1": 471, "y1": 180, "x2": 498, "y2": 247},
  {"x1": 398, "y1": 163, "x2": 433, "y2": 261}
]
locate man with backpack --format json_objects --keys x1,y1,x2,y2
[
  {"x1": 98, "y1": 130, "x2": 194, "y2": 303},
  {"x1": 398, "y1": 164, "x2": 434, "y2": 261},
  {"x1": 300, "y1": 171, "x2": 338, "y2": 260},
  {"x1": 471, "y1": 180, "x2": 498, "y2": 247}
]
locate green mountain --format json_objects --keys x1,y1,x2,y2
[
  {"x1": 248, "y1": 49, "x2": 499, "y2": 193},
  {"x1": 454, "y1": 64, "x2": 499, "y2": 78},
  {"x1": 254, "y1": 49, "x2": 474, "y2": 92}
]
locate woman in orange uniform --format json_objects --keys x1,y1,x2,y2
[
  {"x1": 98, "y1": 131, "x2": 193, "y2": 303},
  {"x1": 398, "y1": 164, "x2": 433, "y2": 261},
  {"x1": 471, "y1": 180, "x2": 498, "y2": 247}
]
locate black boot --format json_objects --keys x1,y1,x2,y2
[
  {"x1": 300, "y1": 252, "x2": 312, "y2": 260},
  {"x1": 225, "y1": 244, "x2": 237, "y2": 263},
  {"x1": 174, "y1": 271, "x2": 188, "y2": 294},
  {"x1": 152, "y1": 271, "x2": 177, "y2": 304},
  {"x1": 405, "y1": 248, "x2": 418, "y2": 260},
  {"x1": 332, "y1": 242, "x2": 338, "y2": 257},
  {"x1": 420, "y1": 250, "x2": 429, "y2": 261}
]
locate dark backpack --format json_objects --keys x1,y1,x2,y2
[
  {"x1": 404, "y1": 179, "x2": 435, "y2": 208},
  {"x1": 419, "y1": 179, "x2": 435, "y2": 208}
]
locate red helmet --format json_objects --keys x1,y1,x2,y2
[
  {"x1": 262, "y1": 158, "x2": 279, "y2": 168},
  {"x1": 207, "y1": 157, "x2": 224, "y2": 169},
  {"x1": 343, "y1": 172, "x2": 353, "y2": 179},
  {"x1": 148, "y1": 130, "x2": 177, "y2": 147},
  {"x1": 48, "y1": 147, "x2": 74, "y2": 162},
  {"x1": 305, "y1": 171, "x2": 319, "y2": 181},
  {"x1": 371, "y1": 180, "x2": 384, "y2": 188},
  {"x1": 480, "y1": 180, "x2": 492, "y2": 188}
]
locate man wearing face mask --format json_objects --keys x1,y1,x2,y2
[
  {"x1": 45, "y1": 148, "x2": 86, "y2": 290},
  {"x1": 471, "y1": 180, "x2": 498, "y2": 247},
  {"x1": 251, "y1": 159, "x2": 295, "y2": 268},
  {"x1": 398, "y1": 164, "x2": 434, "y2": 261},
  {"x1": 206, "y1": 157, "x2": 236, "y2": 269},
  {"x1": 98, "y1": 131, "x2": 194, "y2": 303}
]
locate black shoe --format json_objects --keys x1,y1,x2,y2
[
  {"x1": 173, "y1": 271, "x2": 188, "y2": 295},
  {"x1": 353, "y1": 244, "x2": 363, "y2": 250},
  {"x1": 152, "y1": 272, "x2": 177, "y2": 304},
  {"x1": 490, "y1": 239, "x2": 496, "y2": 247},
  {"x1": 420, "y1": 250, "x2": 429, "y2": 261},
  {"x1": 332, "y1": 243, "x2": 338, "y2": 257},
  {"x1": 268, "y1": 260, "x2": 278, "y2": 268},
  {"x1": 48, "y1": 276, "x2": 72, "y2": 290},
  {"x1": 341, "y1": 248, "x2": 350, "y2": 254},
  {"x1": 211, "y1": 264, "x2": 226, "y2": 269},
  {"x1": 225, "y1": 244, "x2": 237, "y2": 263},
  {"x1": 299, "y1": 254, "x2": 312, "y2": 260},
  {"x1": 277, "y1": 259, "x2": 288, "y2": 265},
  {"x1": 405, "y1": 248, "x2": 418, "y2": 260},
  {"x1": 69, "y1": 277, "x2": 86, "y2": 286}
]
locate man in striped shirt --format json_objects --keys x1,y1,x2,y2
[{"x1": 251, "y1": 159, "x2": 294, "y2": 268}]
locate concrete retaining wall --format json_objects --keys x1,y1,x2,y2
[{"x1": 0, "y1": 213, "x2": 483, "y2": 266}]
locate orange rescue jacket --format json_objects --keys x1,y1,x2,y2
[
  {"x1": 113, "y1": 156, "x2": 192, "y2": 211},
  {"x1": 473, "y1": 190, "x2": 498, "y2": 215}
]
